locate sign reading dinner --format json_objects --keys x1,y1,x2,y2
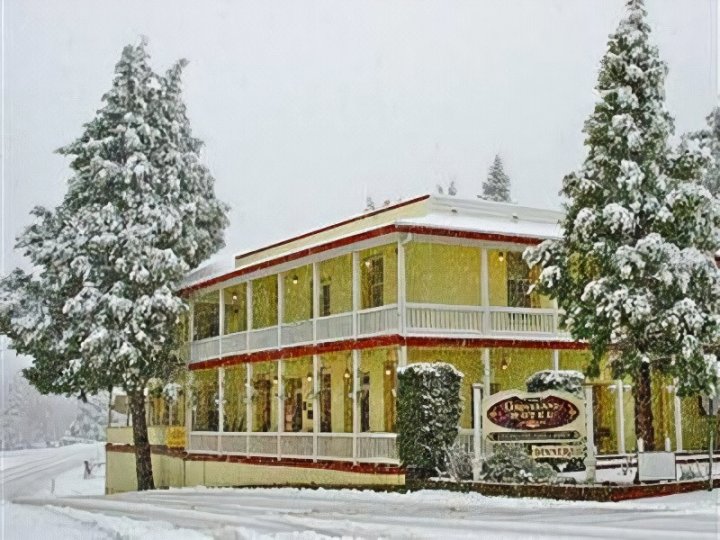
[{"x1": 482, "y1": 390, "x2": 586, "y2": 444}]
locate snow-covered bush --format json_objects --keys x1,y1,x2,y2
[
  {"x1": 444, "y1": 442, "x2": 473, "y2": 482},
  {"x1": 480, "y1": 444, "x2": 556, "y2": 484},
  {"x1": 66, "y1": 392, "x2": 109, "y2": 442},
  {"x1": 525, "y1": 370, "x2": 585, "y2": 396},
  {"x1": 396, "y1": 362, "x2": 463, "y2": 475}
]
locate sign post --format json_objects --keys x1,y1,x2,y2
[
  {"x1": 472, "y1": 383, "x2": 484, "y2": 481},
  {"x1": 584, "y1": 385, "x2": 596, "y2": 483}
]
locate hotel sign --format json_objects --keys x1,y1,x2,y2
[{"x1": 482, "y1": 390, "x2": 586, "y2": 444}]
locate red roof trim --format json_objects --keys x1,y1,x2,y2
[
  {"x1": 235, "y1": 195, "x2": 431, "y2": 261},
  {"x1": 189, "y1": 335, "x2": 586, "y2": 370},
  {"x1": 396, "y1": 225, "x2": 545, "y2": 246}
]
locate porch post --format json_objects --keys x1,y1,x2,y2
[
  {"x1": 552, "y1": 350, "x2": 559, "y2": 371},
  {"x1": 480, "y1": 248, "x2": 489, "y2": 334},
  {"x1": 397, "y1": 237, "x2": 407, "y2": 335},
  {"x1": 312, "y1": 354, "x2": 319, "y2": 461},
  {"x1": 246, "y1": 281, "x2": 253, "y2": 351},
  {"x1": 472, "y1": 383, "x2": 484, "y2": 481},
  {"x1": 482, "y1": 348, "x2": 491, "y2": 399},
  {"x1": 245, "y1": 363, "x2": 252, "y2": 455},
  {"x1": 185, "y1": 376, "x2": 193, "y2": 450},
  {"x1": 615, "y1": 379, "x2": 626, "y2": 454},
  {"x1": 217, "y1": 367, "x2": 225, "y2": 453},
  {"x1": 674, "y1": 382, "x2": 683, "y2": 452},
  {"x1": 277, "y1": 274, "x2": 284, "y2": 347},
  {"x1": 398, "y1": 345, "x2": 408, "y2": 368},
  {"x1": 352, "y1": 348, "x2": 359, "y2": 463},
  {"x1": 584, "y1": 385, "x2": 596, "y2": 482},
  {"x1": 277, "y1": 360, "x2": 283, "y2": 460},
  {"x1": 312, "y1": 262, "x2": 320, "y2": 341},
  {"x1": 352, "y1": 251, "x2": 360, "y2": 337},
  {"x1": 188, "y1": 299, "x2": 195, "y2": 343},
  {"x1": 218, "y1": 289, "x2": 225, "y2": 362}
]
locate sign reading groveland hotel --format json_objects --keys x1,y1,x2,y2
[{"x1": 481, "y1": 390, "x2": 587, "y2": 459}]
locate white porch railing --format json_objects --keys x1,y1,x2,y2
[
  {"x1": 405, "y1": 303, "x2": 565, "y2": 339},
  {"x1": 455, "y1": 428, "x2": 474, "y2": 454},
  {"x1": 316, "y1": 312, "x2": 353, "y2": 341},
  {"x1": 488, "y1": 306, "x2": 557, "y2": 335},
  {"x1": 317, "y1": 433, "x2": 354, "y2": 461},
  {"x1": 248, "y1": 327, "x2": 279, "y2": 351},
  {"x1": 190, "y1": 337, "x2": 220, "y2": 363},
  {"x1": 405, "y1": 304, "x2": 483, "y2": 334},
  {"x1": 356, "y1": 433, "x2": 398, "y2": 463},
  {"x1": 221, "y1": 331, "x2": 247, "y2": 356},
  {"x1": 188, "y1": 303, "x2": 566, "y2": 365},
  {"x1": 357, "y1": 304, "x2": 399, "y2": 336},
  {"x1": 281, "y1": 320, "x2": 314, "y2": 346}
]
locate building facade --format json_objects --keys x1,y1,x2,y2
[{"x1": 105, "y1": 195, "x2": 715, "y2": 492}]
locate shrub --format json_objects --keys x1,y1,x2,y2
[
  {"x1": 444, "y1": 442, "x2": 473, "y2": 482},
  {"x1": 480, "y1": 444, "x2": 556, "y2": 484},
  {"x1": 396, "y1": 362, "x2": 463, "y2": 475},
  {"x1": 526, "y1": 370, "x2": 585, "y2": 396}
]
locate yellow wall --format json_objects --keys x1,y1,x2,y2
[
  {"x1": 320, "y1": 351, "x2": 353, "y2": 433},
  {"x1": 224, "y1": 365, "x2": 247, "y2": 432},
  {"x1": 252, "y1": 275, "x2": 278, "y2": 328},
  {"x1": 490, "y1": 348, "x2": 553, "y2": 392},
  {"x1": 359, "y1": 348, "x2": 397, "y2": 432},
  {"x1": 405, "y1": 243, "x2": 481, "y2": 305},
  {"x1": 282, "y1": 356, "x2": 314, "y2": 432},
  {"x1": 283, "y1": 265, "x2": 313, "y2": 323},
  {"x1": 360, "y1": 244, "x2": 397, "y2": 308},
  {"x1": 251, "y1": 361, "x2": 279, "y2": 431},
  {"x1": 319, "y1": 255, "x2": 352, "y2": 315},
  {"x1": 106, "y1": 448, "x2": 403, "y2": 493}
]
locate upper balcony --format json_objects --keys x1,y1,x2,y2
[{"x1": 186, "y1": 239, "x2": 568, "y2": 366}]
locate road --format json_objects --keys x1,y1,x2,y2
[
  {"x1": 15, "y1": 485, "x2": 720, "y2": 539},
  {"x1": 1, "y1": 443, "x2": 102, "y2": 500}
]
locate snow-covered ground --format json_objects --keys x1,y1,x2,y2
[{"x1": 2, "y1": 444, "x2": 719, "y2": 539}]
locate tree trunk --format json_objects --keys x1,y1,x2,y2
[
  {"x1": 128, "y1": 389, "x2": 155, "y2": 491},
  {"x1": 633, "y1": 362, "x2": 655, "y2": 451}
]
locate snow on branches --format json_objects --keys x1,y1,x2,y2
[{"x1": 524, "y1": 0, "x2": 720, "y2": 399}]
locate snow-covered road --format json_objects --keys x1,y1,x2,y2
[
  {"x1": 16, "y1": 485, "x2": 720, "y2": 539},
  {"x1": 2, "y1": 445, "x2": 719, "y2": 539},
  {"x1": 1, "y1": 443, "x2": 102, "y2": 499}
]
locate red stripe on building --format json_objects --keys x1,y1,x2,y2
[{"x1": 396, "y1": 225, "x2": 545, "y2": 246}]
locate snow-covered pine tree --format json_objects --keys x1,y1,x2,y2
[
  {"x1": 0, "y1": 40, "x2": 228, "y2": 489},
  {"x1": 524, "y1": 0, "x2": 720, "y2": 450},
  {"x1": 686, "y1": 105, "x2": 720, "y2": 195},
  {"x1": 66, "y1": 392, "x2": 109, "y2": 442},
  {"x1": 479, "y1": 154, "x2": 512, "y2": 202}
]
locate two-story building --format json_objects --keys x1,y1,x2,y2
[{"x1": 105, "y1": 195, "x2": 714, "y2": 492}]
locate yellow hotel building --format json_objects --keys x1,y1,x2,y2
[{"x1": 105, "y1": 195, "x2": 716, "y2": 492}]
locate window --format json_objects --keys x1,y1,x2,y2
[
  {"x1": 362, "y1": 256, "x2": 384, "y2": 308},
  {"x1": 506, "y1": 252, "x2": 531, "y2": 308},
  {"x1": 320, "y1": 282, "x2": 331, "y2": 317}
]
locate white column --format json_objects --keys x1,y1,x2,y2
[
  {"x1": 217, "y1": 367, "x2": 225, "y2": 453},
  {"x1": 352, "y1": 348, "x2": 359, "y2": 463},
  {"x1": 277, "y1": 360, "x2": 283, "y2": 460},
  {"x1": 312, "y1": 354, "x2": 319, "y2": 461},
  {"x1": 584, "y1": 385, "x2": 596, "y2": 482},
  {"x1": 480, "y1": 248, "x2": 489, "y2": 334},
  {"x1": 277, "y1": 274, "x2": 284, "y2": 347},
  {"x1": 218, "y1": 289, "x2": 225, "y2": 359},
  {"x1": 482, "y1": 348, "x2": 491, "y2": 398},
  {"x1": 352, "y1": 251, "x2": 360, "y2": 336},
  {"x1": 472, "y1": 383, "x2": 483, "y2": 480},
  {"x1": 245, "y1": 363, "x2": 252, "y2": 455},
  {"x1": 188, "y1": 300, "x2": 195, "y2": 364},
  {"x1": 398, "y1": 345, "x2": 408, "y2": 368},
  {"x1": 615, "y1": 379, "x2": 626, "y2": 454},
  {"x1": 397, "y1": 238, "x2": 407, "y2": 335},
  {"x1": 246, "y1": 281, "x2": 253, "y2": 351},
  {"x1": 674, "y1": 385, "x2": 683, "y2": 452},
  {"x1": 552, "y1": 298, "x2": 560, "y2": 336},
  {"x1": 185, "y1": 377, "x2": 193, "y2": 450},
  {"x1": 312, "y1": 262, "x2": 320, "y2": 341},
  {"x1": 552, "y1": 350, "x2": 559, "y2": 371}
]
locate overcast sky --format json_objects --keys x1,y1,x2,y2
[{"x1": 1, "y1": 0, "x2": 718, "y2": 382}]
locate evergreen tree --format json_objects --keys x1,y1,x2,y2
[
  {"x1": 66, "y1": 392, "x2": 109, "y2": 442},
  {"x1": 686, "y1": 105, "x2": 720, "y2": 195},
  {"x1": 0, "y1": 41, "x2": 228, "y2": 488},
  {"x1": 479, "y1": 154, "x2": 512, "y2": 202},
  {"x1": 524, "y1": 0, "x2": 720, "y2": 450}
]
